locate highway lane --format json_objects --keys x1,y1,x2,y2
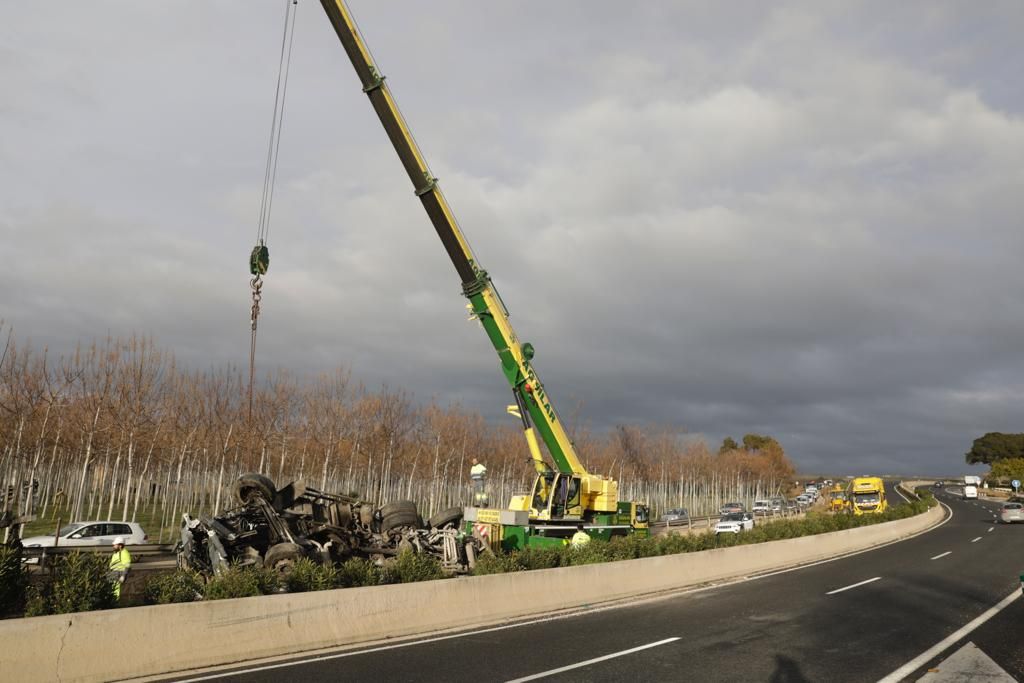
[
  {"x1": 171, "y1": 486, "x2": 1023, "y2": 683},
  {"x1": 892, "y1": 486, "x2": 1023, "y2": 681}
]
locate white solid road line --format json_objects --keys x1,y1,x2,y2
[
  {"x1": 971, "y1": 536, "x2": 982, "y2": 543},
  {"x1": 826, "y1": 576, "x2": 882, "y2": 595},
  {"x1": 930, "y1": 551, "x2": 952, "y2": 560},
  {"x1": 876, "y1": 588, "x2": 1023, "y2": 683},
  {"x1": 504, "y1": 638, "x2": 680, "y2": 683}
]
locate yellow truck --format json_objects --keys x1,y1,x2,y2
[
  {"x1": 828, "y1": 485, "x2": 848, "y2": 513},
  {"x1": 850, "y1": 477, "x2": 888, "y2": 515}
]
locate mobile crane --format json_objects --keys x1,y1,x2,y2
[{"x1": 319, "y1": 1, "x2": 649, "y2": 550}]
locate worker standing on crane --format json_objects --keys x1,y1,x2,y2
[{"x1": 470, "y1": 458, "x2": 488, "y2": 506}]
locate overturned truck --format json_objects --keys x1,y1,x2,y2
[{"x1": 178, "y1": 473, "x2": 481, "y2": 576}]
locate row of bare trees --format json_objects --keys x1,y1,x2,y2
[{"x1": 0, "y1": 331, "x2": 795, "y2": 542}]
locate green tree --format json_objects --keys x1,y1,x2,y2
[
  {"x1": 742, "y1": 434, "x2": 780, "y2": 452},
  {"x1": 989, "y1": 457, "x2": 1024, "y2": 483},
  {"x1": 965, "y1": 433, "x2": 1024, "y2": 465},
  {"x1": 719, "y1": 437, "x2": 738, "y2": 454}
]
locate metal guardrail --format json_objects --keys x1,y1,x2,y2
[{"x1": 21, "y1": 543, "x2": 178, "y2": 570}]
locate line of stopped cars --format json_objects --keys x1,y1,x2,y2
[{"x1": 659, "y1": 489, "x2": 822, "y2": 536}]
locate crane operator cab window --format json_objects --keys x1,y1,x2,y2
[
  {"x1": 532, "y1": 473, "x2": 583, "y2": 520},
  {"x1": 531, "y1": 472, "x2": 555, "y2": 516}
]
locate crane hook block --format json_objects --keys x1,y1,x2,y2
[{"x1": 250, "y1": 244, "x2": 270, "y2": 276}]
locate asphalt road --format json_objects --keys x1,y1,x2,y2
[{"x1": 170, "y1": 484, "x2": 1023, "y2": 683}]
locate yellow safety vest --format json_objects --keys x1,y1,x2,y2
[
  {"x1": 109, "y1": 548, "x2": 132, "y2": 572},
  {"x1": 470, "y1": 463, "x2": 487, "y2": 479}
]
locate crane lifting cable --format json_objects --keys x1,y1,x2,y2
[{"x1": 249, "y1": 0, "x2": 299, "y2": 423}]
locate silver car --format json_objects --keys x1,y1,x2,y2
[
  {"x1": 999, "y1": 502, "x2": 1023, "y2": 524},
  {"x1": 659, "y1": 508, "x2": 689, "y2": 525},
  {"x1": 21, "y1": 521, "x2": 148, "y2": 548}
]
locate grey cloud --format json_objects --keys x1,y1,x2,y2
[{"x1": 2, "y1": 2, "x2": 1022, "y2": 477}]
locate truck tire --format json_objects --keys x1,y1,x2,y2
[
  {"x1": 264, "y1": 542, "x2": 304, "y2": 574},
  {"x1": 380, "y1": 500, "x2": 419, "y2": 532},
  {"x1": 428, "y1": 507, "x2": 463, "y2": 530},
  {"x1": 234, "y1": 473, "x2": 276, "y2": 504}
]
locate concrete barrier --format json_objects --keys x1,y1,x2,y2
[{"x1": 1, "y1": 503, "x2": 943, "y2": 682}]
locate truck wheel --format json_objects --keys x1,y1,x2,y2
[
  {"x1": 380, "y1": 500, "x2": 419, "y2": 532},
  {"x1": 264, "y1": 542, "x2": 304, "y2": 574},
  {"x1": 428, "y1": 507, "x2": 463, "y2": 530},
  {"x1": 234, "y1": 473, "x2": 276, "y2": 504}
]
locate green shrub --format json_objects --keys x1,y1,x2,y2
[
  {"x1": 25, "y1": 552, "x2": 114, "y2": 616},
  {"x1": 516, "y1": 546, "x2": 565, "y2": 570},
  {"x1": 204, "y1": 565, "x2": 279, "y2": 600},
  {"x1": 604, "y1": 535, "x2": 660, "y2": 561},
  {"x1": 382, "y1": 550, "x2": 447, "y2": 584},
  {"x1": 335, "y1": 558, "x2": 383, "y2": 587},
  {"x1": 472, "y1": 551, "x2": 526, "y2": 575},
  {"x1": 563, "y1": 541, "x2": 609, "y2": 566},
  {"x1": 283, "y1": 558, "x2": 339, "y2": 593},
  {"x1": 143, "y1": 569, "x2": 205, "y2": 604},
  {"x1": 0, "y1": 545, "x2": 28, "y2": 616},
  {"x1": 656, "y1": 533, "x2": 696, "y2": 555}
]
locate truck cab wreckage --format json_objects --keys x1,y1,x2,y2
[{"x1": 178, "y1": 473, "x2": 480, "y2": 576}]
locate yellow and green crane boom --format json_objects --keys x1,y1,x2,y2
[{"x1": 319, "y1": 1, "x2": 648, "y2": 546}]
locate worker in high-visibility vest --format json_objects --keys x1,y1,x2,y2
[
  {"x1": 470, "y1": 458, "x2": 488, "y2": 506},
  {"x1": 570, "y1": 524, "x2": 591, "y2": 548},
  {"x1": 108, "y1": 537, "x2": 132, "y2": 601}
]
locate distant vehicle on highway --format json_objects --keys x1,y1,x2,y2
[
  {"x1": 719, "y1": 502, "x2": 745, "y2": 515},
  {"x1": 933, "y1": 481, "x2": 944, "y2": 488},
  {"x1": 963, "y1": 485, "x2": 979, "y2": 500},
  {"x1": 795, "y1": 494, "x2": 811, "y2": 508},
  {"x1": 715, "y1": 512, "x2": 755, "y2": 535},
  {"x1": 999, "y1": 502, "x2": 1023, "y2": 524},
  {"x1": 659, "y1": 508, "x2": 689, "y2": 525},
  {"x1": 752, "y1": 500, "x2": 772, "y2": 515},
  {"x1": 21, "y1": 521, "x2": 147, "y2": 548}
]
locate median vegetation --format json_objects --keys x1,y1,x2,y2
[{"x1": 474, "y1": 492, "x2": 936, "y2": 574}]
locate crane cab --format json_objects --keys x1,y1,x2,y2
[{"x1": 527, "y1": 472, "x2": 583, "y2": 520}]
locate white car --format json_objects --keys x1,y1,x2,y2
[
  {"x1": 962, "y1": 485, "x2": 978, "y2": 500},
  {"x1": 715, "y1": 512, "x2": 755, "y2": 534},
  {"x1": 999, "y1": 502, "x2": 1023, "y2": 524},
  {"x1": 795, "y1": 494, "x2": 812, "y2": 507},
  {"x1": 752, "y1": 500, "x2": 772, "y2": 515},
  {"x1": 21, "y1": 521, "x2": 148, "y2": 548}
]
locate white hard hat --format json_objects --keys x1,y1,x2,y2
[{"x1": 112, "y1": 536, "x2": 125, "y2": 546}]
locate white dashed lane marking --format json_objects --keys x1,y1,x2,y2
[
  {"x1": 930, "y1": 551, "x2": 952, "y2": 560},
  {"x1": 826, "y1": 577, "x2": 882, "y2": 595},
  {"x1": 970, "y1": 536, "x2": 982, "y2": 543}
]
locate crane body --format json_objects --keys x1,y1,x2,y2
[{"x1": 320, "y1": 0, "x2": 648, "y2": 548}]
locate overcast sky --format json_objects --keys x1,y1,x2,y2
[{"x1": 3, "y1": 2, "x2": 1022, "y2": 476}]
